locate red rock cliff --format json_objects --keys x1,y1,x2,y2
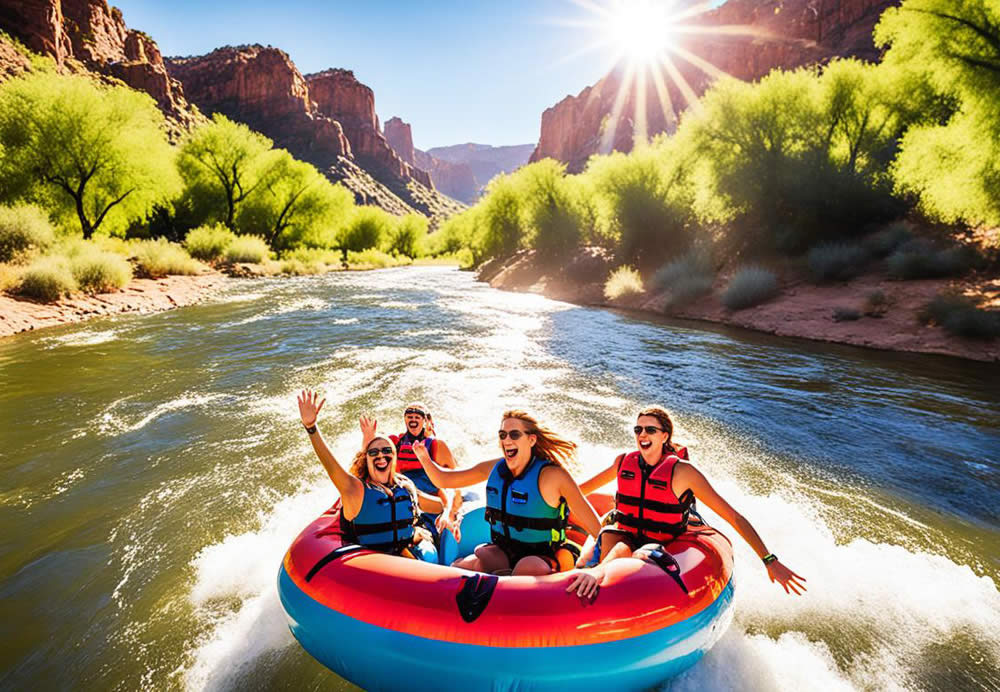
[
  {"x1": 0, "y1": 0, "x2": 199, "y2": 129},
  {"x1": 531, "y1": 0, "x2": 900, "y2": 172},
  {"x1": 305, "y1": 69, "x2": 432, "y2": 188},
  {"x1": 384, "y1": 116, "x2": 415, "y2": 166}
]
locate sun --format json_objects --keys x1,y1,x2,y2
[{"x1": 606, "y1": 0, "x2": 675, "y2": 63}]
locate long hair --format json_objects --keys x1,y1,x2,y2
[
  {"x1": 501, "y1": 409, "x2": 578, "y2": 469},
  {"x1": 637, "y1": 406, "x2": 683, "y2": 455},
  {"x1": 350, "y1": 436, "x2": 400, "y2": 485}
]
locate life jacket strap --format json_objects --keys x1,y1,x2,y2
[
  {"x1": 484, "y1": 506, "x2": 566, "y2": 532},
  {"x1": 350, "y1": 517, "x2": 417, "y2": 536},
  {"x1": 611, "y1": 510, "x2": 688, "y2": 536},
  {"x1": 614, "y1": 491, "x2": 692, "y2": 514}
]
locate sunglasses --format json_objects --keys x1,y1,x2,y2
[
  {"x1": 367, "y1": 447, "x2": 394, "y2": 457},
  {"x1": 404, "y1": 408, "x2": 426, "y2": 417},
  {"x1": 634, "y1": 425, "x2": 665, "y2": 435},
  {"x1": 498, "y1": 430, "x2": 526, "y2": 441}
]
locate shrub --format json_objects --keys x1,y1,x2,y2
[
  {"x1": 722, "y1": 266, "x2": 779, "y2": 310},
  {"x1": 603, "y1": 266, "x2": 644, "y2": 301},
  {"x1": 279, "y1": 259, "x2": 323, "y2": 276},
  {"x1": 863, "y1": 289, "x2": 889, "y2": 317},
  {"x1": 0, "y1": 204, "x2": 55, "y2": 262},
  {"x1": 383, "y1": 214, "x2": 427, "y2": 258},
  {"x1": 807, "y1": 243, "x2": 869, "y2": 283},
  {"x1": 833, "y1": 307, "x2": 861, "y2": 321},
  {"x1": 0, "y1": 263, "x2": 23, "y2": 292},
  {"x1": 887, "y1": 243, "x2": 978, "y2": 279},
  {"x1": 70, "y1": 249, "x2": 132, "y2": 293},
  {"x1": 919, "y1": 294, "x2": 1000, "y2": 340},
  {"x1": 223, "y1": 235, "x2": 270, "y2": 264},
  {"x1": 864, "y1": 222, "x2": 913, "y2": 257},
  {"x1": 16, "y1": 256, "x2": 76, "y2": 301},
  {"x1": 184, "y1": 223, "x2": 236, "y2": 261},
  {"x1": 282, "y1": 246, "x2": 341, "y2": 266},
  {"x1": 346, "y1": 248, "x2": 410, "y2": 270},
  {"x1": 340, "y1": 207, "x2": 394, "y2": 253},
  {"x1": 133, "y1": 238, "x2": 202, "y2": 277},
  {"x1": 653, "y1": 250, "x2": 714, "y2": 306}
]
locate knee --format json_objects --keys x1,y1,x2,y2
[
  {"x1": 512, "y1": 556, "x2": 554, "y2": 576},
  {"x1": 451, "y1": 554, "x2": 480, "y2": 570}
]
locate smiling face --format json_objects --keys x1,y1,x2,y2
[
  {"x1": 404, "y1": 405, "x2": 426, "y2": 436},
  {"x1": 365, "y1": 438, "x2": 396, "y2": 485},
  {"x1": 635, "y1": 415, "x2": 669, "y2": 464},
  {"x1": 498, "y1": 417, "x2": 536, "y2": 471}
]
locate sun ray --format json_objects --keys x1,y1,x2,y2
[
  {"x1": 670, "y1": 44, "x2": 736, "y2": 82},
  {"x1": 658, "y1": 53, "x2": 702, "y2": 114},
  {"x1": 647, "y1": 59, "x2": 678, "y2": 130},
  {"x1": 633, "y1": 66, "x2": 649, "y2": 147},
  {"x1": 673, "y1": 24, "x2": 777, "y2": 39},
  {"x1": 545, "y1": 35, "x2": 622, "y2": 69},
  {"x1": 665, "y1": 1, "x2": 717, "y2": 24},
  {"x1": 600, "y1": 61, "x2": 637, "y2": 154}
]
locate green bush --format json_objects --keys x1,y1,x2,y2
[
  {"x1": 653, "y1": 250, "x2": 714, "y2": 306},
  {"x1": 833, "y1": 307, "x2": 861, "y2": 321},
  {"x1": 383, "y1": 214, "x2": 427, "y2": 258},
  {"x1": 722, "y1": 267, "x2": 779, "y2": 310},
  {"x1": 16, "y1": 257, "x2": 76, "y2": 301},
  {"x1": 0, "y1": 204, "x2": 55, "y2": 262},
  {"x1": 346, "y1": 248, "x2": 410, "y2": 269},
  {"x1": 340, "y1": 207, "x2": 394, "y2": 253},
  {"x1": 133, "y1": 238, "x2": 202, "y2": 277},
  {"x1": 807, "y1": 243, "x2": 870, "y2": 282},
  {"x1": 70, "y1": 249, "x2": 132, "y2": 293},
  {"x1": 919, "y1": 294, "x2": 1000, "y2": 339},
  {"x1": 603, "y1": 266, "x2": 644, "y2": 301},
  {"x1": 887, "y1": 243, "x2": 977, "y2": 279},
  {"x1": 184, "y1": 223, "x2": 236, "y2": 261},
  {"x1": 863, "y1": 222, "x2": 913, "y2": 257},
  {"x1": 279, "y1": 258, "x2": 324, "y2": 275},
  {"x1": 282, "y1": 246, "x2": 341, "y2": 266},
  {"x1": 863, "y1": 289, "x2": 889, "y2": 317},
  {"x1": 223, "y1": 235, "x2": 270, "y2": 264}
]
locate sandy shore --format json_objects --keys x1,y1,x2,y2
[
  {"x1": 0, "y1": 272, "x2": 227, "y2": 338},
  {"x1": 480, "y1": 250, "x2": 1000, "y2": 363}
]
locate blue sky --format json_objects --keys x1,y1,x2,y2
[{"x1": 116, "y1": 0, "x2": 641, "y2": 149}]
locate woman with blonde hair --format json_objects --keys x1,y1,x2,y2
[
  {"x1": 412, "y1": 409, "x2": 603, "y2": 580},
  {"x1": 575, "y1": 406, "x2": 807, "y2": 595},
  {"x1": 297, "y1": 390, "x2": 451, "y2": 560}
]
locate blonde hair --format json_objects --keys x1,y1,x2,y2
[
  {"x1": 350, "y1": 436, "x2": 401, "y2": 484},
  {"x1": 637, "y1": 406, "x2": 684, "y2": 455},
  {"x1": 502, "y1": 409, "x2": 578, "y2": 469}
]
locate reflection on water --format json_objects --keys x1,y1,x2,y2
[{"x1": 0, "y1": 267, "x2": 997, "y2": 691}]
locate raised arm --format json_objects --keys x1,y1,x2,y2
[
  {"x1": 553, "y1": 467, "x2": 602, "y2": 539},
  {"x1": 297, "y1": 390, "x2": 363, "y2": 514},
  {"x1": 679, "y1": 463, "x2": 807, "y2": 595},
  {"x1": 578, "y1": 458, "x2": 620, "y2": 496},
  {"x1": 411, "y1": 439, "x2": 493, "y2": 489},
  {"x1": 432, "y1": 439, "x2": 464, "y2": 517}
]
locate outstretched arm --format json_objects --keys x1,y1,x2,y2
[
  {"x1": 578, "y1": 459, "x2": 619, "y2": 496},
  {"x1": 680, "y1": 463, "x2": 807, "y2": 595},
  {"x1": 297, "y1": 390, "x2": 364, "y2": 515},
  {"x1": 412, "y1": 439, "x2": 493, "y2": 489},
  {"x1": 432, "y1": 440, "x2": 464, "y2": 519},
  {"x1": 555, "y1": 468, "x2": 602, "y2": 539}
]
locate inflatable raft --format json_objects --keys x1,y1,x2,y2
[{"x1": 278, "y1": 493, "x2": 734, "y2": 691}]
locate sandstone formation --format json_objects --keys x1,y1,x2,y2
[
  {"x1": 531, "y1": 0, "x2": 900, "y2": 171},
  {"x1": 384, "y1": 116, "x2": 415, "y2": 166},
  {"x1": 0, "y1": 0, "x2": 200, "y2": 131}
]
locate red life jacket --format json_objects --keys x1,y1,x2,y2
[
  {"x1": 613, "y1": 450, "x2": 693, "y2": 542},
  {"x1": 390, "y1": 432, "x2": 437, "y2": 473}
]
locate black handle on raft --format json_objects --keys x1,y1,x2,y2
[
  {"x1": 642, "y1": 544, "x2": 689, "y2": 594},
  {"x1": 455, "y1": 574, "x2": 498, "y2": 623},
  {"x1": 305, "y1": 544, "x2": 365, "y2": 582}
]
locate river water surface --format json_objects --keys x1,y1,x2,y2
[{"x1": 1, "y1": 266, "x2": 998, "y2": 691}]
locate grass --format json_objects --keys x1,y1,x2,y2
[
  {"x1": 0, "y1": 262, "x2": 23, "y2": 292},
  {"x1": 224, "y1": 236, "x2": 270, "y2": 264},
  {"x1": 132, "y1": 238, "x2": 203, "y2": 277},
  {"x1": 70, "y1": 249, "x2": 132, "y2": 293},
  {"x1": 16, "y1": 256, "x2": 76, "y2": 302},
  {"x1": 864, "y1": 222, "x2": 913, "y2": 258},
  {"x1": 184, "y1": 224, "x2": 237, "y2": 262},
  {"x1": 887, "y1": 243, "x2": 978, "y2": 280},
  {"x1": 807, "y1": 243, "x2": 869, "y2": 283},
  {"x1": 919, "y1": 294, "x2": 1000, "y2": 340},
  {"x1": 604, "y1": 266, "x2": 644, "y2": 301},
  {"x1": 722, "y1": 266, "x2": 779, "y2": 310},
  {"x1": 0, "y1": 204, "x2": 55, "y2": 262},
  {"x1": 653, "y1": 250, "x2": 714, "y2": 307},
  {"x1": 346, "y1": 249, "x2": 411, "y2": 270}
]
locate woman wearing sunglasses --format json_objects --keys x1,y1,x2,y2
[
  {"x1": 575, "y1": 407, "x2": 807, "y2": 595},
  {"x1": 297, "y1": 390, "x2": 452, "y2": 560},
  {"x1": 411, "y1": 410, "x2": 603, "y2": 579}
]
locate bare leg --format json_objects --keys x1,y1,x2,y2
[
  {"x1": 598, "y1": 532, "x2": 632, "y2": 565},
  {"x1": 512, "y1": 555, "x2": 555, "y2": 576},
  {"x1": 452, "y1": 544, "x2": 510, "y2": 573}
]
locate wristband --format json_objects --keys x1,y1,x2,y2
[
  {"x1": 304, "y1": 423, "x2": 317, "y2": 435},
  {"x1": 762, "y1": 553, "x2": 778, "y2": 565}
]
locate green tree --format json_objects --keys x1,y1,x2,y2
[
  {"x1": 0, "y1": 73, "x2": 179, "y2": 238},
  {"x1": 478, "y1": 174, "x2": 526, "y2": 260},
  {"x1": 177, "y1": 114, "x2": 279, "y2": 230},
  {"x1": 235, "y1": 150, "x2": 354, "y2": 250},
  {"x1": 383, "y1": 213, "x2": 428, "y2": 258},
  {"x1": 339, "y1": 206, "x2": 394, "y2": 252},
  {"x1": 516, "y1": 159, "x2": 585, "y2": 262},
  {"x1": 876, "y1": 0, "x2": 1000, "y2": 226}
]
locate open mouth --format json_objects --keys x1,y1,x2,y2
[
  {"x1": 408, "y1": 421, "x2": 420, "y2": 429},
  {"x1": 639, "y1": 440, "x2": 652, "y2": 450},
  {"x1": 503, "y1": 447, "x2": 518, "y2": 459},
  {"x1": 373, "y1": 458, "x2": 391, "y2": 471}
]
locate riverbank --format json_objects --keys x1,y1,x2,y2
[
  {"x1": 479, "y1": 249, "x2": 1000, "y2": 362},
  {"x1": 0, "y1": 272, "x2": 227, "y2": 337}
]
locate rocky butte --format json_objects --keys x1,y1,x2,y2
[
  {"x1": 531, "y1": 0, "x2": 901, "y2": 172},
  {"x1": 0, "y1": 0, "x2": 200, "y2": 134}
]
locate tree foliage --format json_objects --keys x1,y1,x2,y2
[{"x1": 0, "y1": 73, "x2": 179, "y2": 238}]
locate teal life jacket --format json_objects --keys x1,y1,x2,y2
[
  {"x1": 347, "y1": 479, "x2": 417, "y2": 554},
  {"x1": 485, "y1": 457, "x2": 567, "y2": 548}
]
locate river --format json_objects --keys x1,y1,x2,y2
[{"x1": 1, "y1": 266, "x2": 998, "y2": 691}]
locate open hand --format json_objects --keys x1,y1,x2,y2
[
  {"x1": 565, "y1": 568, "x2": 601, "y2": 602},
  {"x1": 435, "y1": 513, "x2": 462, "y2": 543},
  {"x1": 768, "y1": 560, "x2": 807, "y2": 595},
  {"x1": 411, "y1": 439, "x2": 431, "y2": 464},
  {"x1": 359, "y1": 415, "x2": 377, "y2": 445},
  {"x1": 297, "y1": 390, "x2": 325, "y2": 427}
]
